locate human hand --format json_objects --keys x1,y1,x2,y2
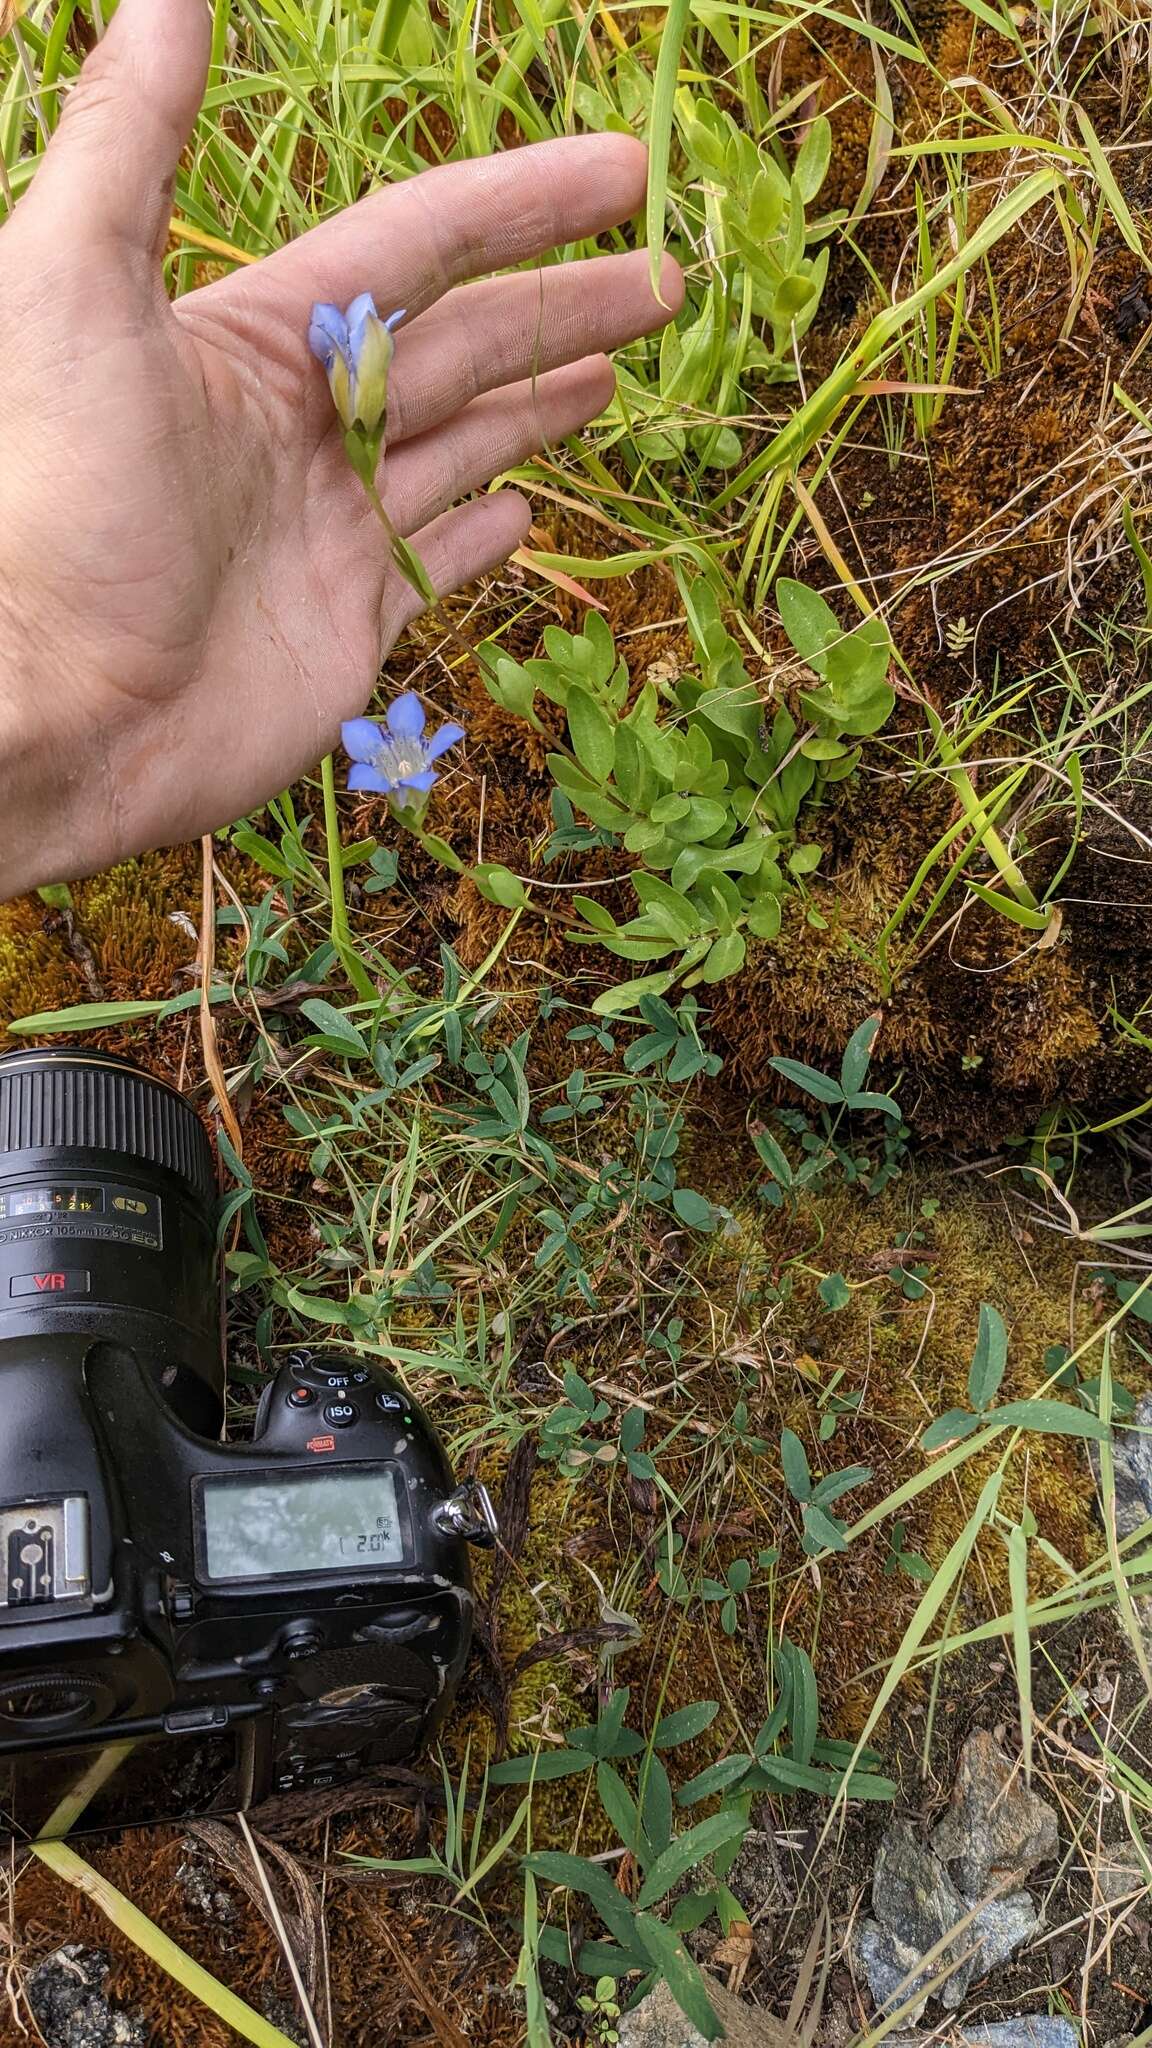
[{"x1": 0, "y1": 0, "x2": 681, "y2": 900}]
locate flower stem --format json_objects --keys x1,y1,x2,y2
[
  {"x1": 360, "y1": 475, "x2": 500, "y2": 684},
  {"x1": 320, "y1": 752, "x2": 377, "y2": 1003}
]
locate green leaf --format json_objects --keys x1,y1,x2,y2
[
  {"x1": 746, "y1": 895, "x2": 783, "y2": 941},
  {"x1": 840, "y1": 1017, "x2": 880, "y2": 1096},
  {"x1": 526, "y1": 1853, "x2": 639, "y2": 1950},
  {"x1": 921, "y1": 1408, "x2": 981, "y2": 1453},
  {"x1": 698, "y1": 932, "x2": 746, "y2": 983},
  {"x1": 597, "y1": 1764, "x2": 644, "y2": 1859},
  {"x1": 231, "y1": 828, "x2": 293, "y2": 877},
  {"x1": 781, "y1": 1428, "x2": 812, "y2": 1503},
  {"x1": 420, "y1": 833, "x2": 465, "y2": 872},
  {"x1": 794, "y1": 114, "x2": 831, "y2": 200},
  {"x1": 968, "y1": 1302, "x2": 1008, "y2": 1412},
  {"x1": 636, "y1": 1811, "x2": 747, "y2": 1909},
  {"x1": 802, "y1": 1505, "x2": 848, "y2": 1551},
  {"x1": 567, "y1": 685, "x2": 617, "y2": 783},
  {"x1": 284, "y1": 1287, "x2": 353, "y2": 1327},
  {"x1": 965, "y1": 881, "x2": 1052, "y2": 931},
  {"x1": 780, "y1": 1640, "x2": 818, "y2": 1764},
  {"x1": 753, "y1": 1130, "x2": 794, "y2": 1187},
  {"x1": 299, "y1": 1000, "x2": 370, "y2": 1057},
  {"x1": 613, "y1": 724, "x2": 657, "y2": 812},
  {"x1": 776, "y1": 579, "x2": 842, "y2": 670},
  {"x1": 846, "y1": 1090, "x2": 903, "y2": 1119},
  {"x1": 818, "y1": 1273, "x2": 851, "y2": 1312},
  {"x1": 641, "y1": 1756, "x2": 674, "y2": 1858},
  {"x1": 633, "y1": 1916, "x2": 721, "y2": 2041},
  {"x1": 787, "y1": 843, "x2": 823, "y2": 877},
  {"x1": 992, "y1": 1399, "x2": 1110, "y2": 1440},
  {"x1": 653, "y1": 1701, "x2": 720, "y2": 1749},
  {"x1": 769, "y1": 1056, "x2": 843, "y2": 1105},
  {"x1": 619, "y1": 1406, "x2": 646, "y2": 1455},
  {"x1": 471, "y1": 863, "x2": 528, "y2": 909},
  {"x1": 6, "y1": 998, "x2": 170, "y2": 1035},
  {"x1": 592, "y1": 970, "x2": 679, "y2": 1018},
  {"x1": 633, "y1": 873, "x2": 701, "y2": 941},
  {"x1": 677, "y1": 1756, "x2": 754, "y2": 1805},
  {"x1": 671, "y1": 1187, "x2": 716, "y2": 1231},
  {"x1": 810, "y1": 1463, "x2": 872, "y2": 1507},
  {"x1": 489, "y1": 1750, "x2": 594, "y2": 1784}
]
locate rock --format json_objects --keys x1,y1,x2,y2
[
  {"x1": 859, "y1": 1814, "x2": 1044, "y2": 2019},
  {"x1": 967, "y1": 1890, "x2": 1039, "y2": 1978},
  {"x1": 1102, "y1": 1392, "x2": 1152, "y2": 1542},
  {"x1": 857, "y1": 1921, "x2": 935, "y2": 2023},
  {"x1": 25, "y1": 1946, "x2": 148, "y2": 2048},
  {"x1": 615, "y1": 1976, "x2": 791, "y2": 2048},
  {"x1": 932, "y1": 1731, "x2": 1058, "y2": 1896},
  {"x1": 881, "y1": 2023, "x2": 1079, "y2": 2048},
  {"x1": 960, "y1": 2023, "x2": 1080, "y2": 2048},
  {"x1": 859, "y1": 1822, "x2": 974, "y2": 2014}
]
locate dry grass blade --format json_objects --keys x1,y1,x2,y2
[
  {"x1": 198, "y1": 834, "x2": 245, "y2": 1165},
  {"x1": 188, "y1": 1818, "x2": 328, "y2": 2007},
  {"x1": 374, "y1": 1918, "x2": 471, "y2": 2048},
  {"x1": 235, "y1": 1814, "x2": 327, "y2": 2048}
]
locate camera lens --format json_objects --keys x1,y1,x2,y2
[{"x1": 0, "y1": 1048, "x2": 222, "y2": 1433}]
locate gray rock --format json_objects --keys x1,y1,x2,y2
[
  {"x1": 616, "y1": 1977, "x2": 790, "y2": 2048},
  {"x1": 932, "y1": 1730, "x2": 1058, "y2": 1896},
  {"x1": 1101, "y1": 1391, "x2": 1152, "y2": 1542},
  {"x1": 859, "y1": 1818, "x2": 1043, "y2": 2018},
  {"x1": 960, "y1": 2023, "x2": 1080, "y2": 2048},
  {"x1": 869, "y1": 1822, "x2": 974, "y2": 2005},
  {"x1": 25, "y1": 1946, "x2": 148, "y2": 2048},
  {"x1": 967, "y1": 1890, "x2": 1039, "y2": 1978},
  {"x1": 879, "y1": 2024, "x2": 1079, "y2": 2048},
  {"x1": 857, "y1": 1921, "x2": 936, "y2": 2022}
]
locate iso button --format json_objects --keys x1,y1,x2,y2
[{"x1": 323, "y1": 1401, "x2": 358, "y2": 1428}]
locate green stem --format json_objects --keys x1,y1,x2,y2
[{"x1": 321, "y1": 753, "x2": 377, "y2": 1003}]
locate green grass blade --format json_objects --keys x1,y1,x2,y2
[
  {"x1": 32, "y1": 1841, "x2": 301, "y2": 2048},
  {"x1": 645, "y1": 0, "x2": 691, "y2": 307}
]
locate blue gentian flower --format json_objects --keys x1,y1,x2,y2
[
  {"x1": 308, "y1": 293, "x2": 406, "y2": 439},
  {"x1": 342, "y1": 692, "x2": 464, "y2": 799}
]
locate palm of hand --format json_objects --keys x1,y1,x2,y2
[{"x1": 0, "y1": 0, "x2": 677, "y2": 892}]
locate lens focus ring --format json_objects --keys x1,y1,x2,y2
[{"x1": 0, "y1": 1051, "x2": 215, "y2": 1202}]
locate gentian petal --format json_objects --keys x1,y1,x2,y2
[
  {"x1": 423, "y1": 721, "x2": 465, "y2": 762},
  {"x1": 308, "y1": 303, "x2": 349, "y2": 366},
  {"x1": 396, "y1": 769, "x2": 437, "y2": 793},
  {"x1": 346, "y1": 292, "x2": 379, "y2": 356},
  {"x1": 348, "y1": 763, "x2": 393, "y2": 793},
  {"x1": 385, "y1": 692, "x2": 426, "y2": 741},
  {"x1": 341, "y1": 717, "x2": 385, "y2": 763},
  {"x1": 384, "y1": 308, "x2": 408, "y2": 334}
]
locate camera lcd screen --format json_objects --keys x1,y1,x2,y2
[{"x1": 200, "y1": 1467, "x2": 404, "y2": 1580}]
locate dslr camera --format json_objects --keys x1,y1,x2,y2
[{"x1": 0, "y1": 1046, "x2": 496, "y2": 1842}]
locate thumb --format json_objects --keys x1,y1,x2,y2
[{"x1": 30, "y1": 0, "x2": 210, "y2": 255}]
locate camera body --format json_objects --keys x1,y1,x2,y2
[{"x1": 0, "y1": 1049, "x2": 494, "y2": 1841}]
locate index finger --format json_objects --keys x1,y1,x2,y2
[{"x1": 209, "y1": 133, "x2": 651, "y2": 332}]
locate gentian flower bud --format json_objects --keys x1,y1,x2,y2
[{"x1": 308, "y1": 294, "x2": 406, "y2": 442}]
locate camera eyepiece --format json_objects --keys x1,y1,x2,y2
[{"x1": 0, "y1": 1047, "x2": 222, "y2": 1433}]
